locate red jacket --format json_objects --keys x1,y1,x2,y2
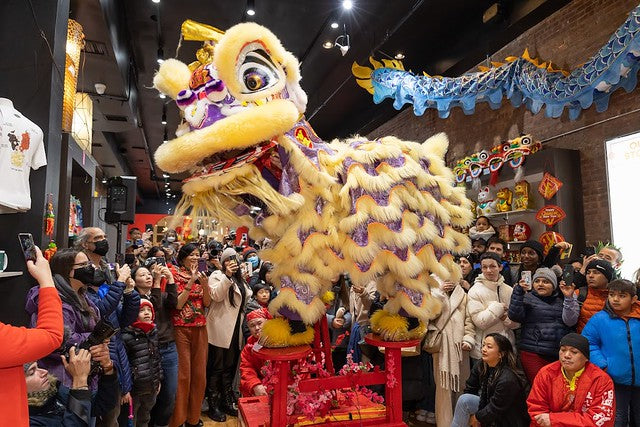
[
  {"x1": 527, "y1": 360, "x2": 615, "y2": 427},
  {"x1": 576, "y1": 287, "x2": 608, "y2": 332},
  {"x1": 240, "y1": 335, "x2": 264, "y2": 396},
  {"x1": 0, "y1": 287, "x2": 63, "y2": 426}
]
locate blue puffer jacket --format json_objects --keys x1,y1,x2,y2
[
  {"x1": 86, "y1": 281, "x2": 140, "y2": 395},
  {"x1": 582, "y1": 301, "x2": 640, "y2": 386},
  {"x1": 508, "y1": 284, "x2": 579, "y2": 357}
]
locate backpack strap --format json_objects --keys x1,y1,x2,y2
[{"x1": 577, "y1": 286, "x2": 588, "y2": 305}]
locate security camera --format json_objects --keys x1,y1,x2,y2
[{"x1": 94, "y1": 83, "x2": 106, "y2": 95}]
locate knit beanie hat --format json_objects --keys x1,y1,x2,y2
[
  {"x1": 243, "y1": 246, "x2": 258, "y2": 260},
  {"x1": 521, "y1": 240, "x2": 544, "y2": 260},
  {"x1": 220, "y1": 247, "x2": 239, "y2": 265},
  {"x1": 559, "y1": 333, "x2": 590, "y2": 359},
  {"x1": 139, "y1": 298, "x2": 155, "y2": 321},
  {"x1": 586, "y1": 258, "x2": 615, "y2": 282},
  {"x1": 533, "y1": 267, "x2": 558, "y2": 289}
]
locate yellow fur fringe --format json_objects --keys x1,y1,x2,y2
[{"x1": 258, "y1": 317, "x2": 314, "y2": 347}]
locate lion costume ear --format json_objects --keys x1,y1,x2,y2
[
  {"x1": 153, "y1": 59, "x2": 192, "y2": 100},
  {"x1": 213, "y1": 22, "x2": 301, "y2": 101}
]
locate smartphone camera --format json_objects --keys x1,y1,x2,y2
[{"x1": 18, "y1": 233, "x2": 37, "y2": 262}]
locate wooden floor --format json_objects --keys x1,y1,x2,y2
[{"x1": 199, "y1": 411, "x2": 436, "y2": 426}]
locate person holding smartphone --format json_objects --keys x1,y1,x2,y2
[
  {"x1": 0, "y1": 245, "x2": 63, "y2": 427},
  {"x1": 206, "y1": 248, "x2": 252, "y2": 421}
]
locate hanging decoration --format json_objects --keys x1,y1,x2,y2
[
  {"x1": 536, "y1": 205, "x2": 567, "y2": 227},
  {"x1": 353, "y1": 5, "x2": 640, "y2": 120},
  {"x1": 539, "y1": 231, "x2": 565, "y2": 255},
  {"x1": 62, "y1": 19, "x2": 85, "y2": 132},
  {"x1": 538, "y1": 172, "x2": 564, "y2": 200},
  {"x1": 452, "y1": 135, "x2": 541, "y2": 184},
  {"x1": 512, "y1": 222, "x2": 532, "y2": 242},
  {"x1": 45, "y1": 194, "x2": 55, "y2": 238},
  {"x1": 44, "y1": 241, "x2": 58, "y2": 261}
]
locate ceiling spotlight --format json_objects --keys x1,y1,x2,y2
[
  {"x1": 163, "y1": 130, "x2": 168, "y2": 144},
  {"x1": 334, "y1": 34, "x2": 350, "y2": 56},
  {"x1": 159, "y1": 93, "x2": 166, "y2": 99},
  {"x1": 157, "y1": 47, "x2": 164, "y2": 64},
  {"x1": 246, "y1": 0, "x2": 256, "y2": 16},
  {"x1": 101, "y1": 177, "x2": 108, "y2": 184},
  {"x1": 342, "y1": 0, "x2": 353, "y2": 10},
  {"x1": 162, "y1": 173, "x2": 170, "y2": 178},
  {"x1": 151, "y1": 0, "x2": 160, "y2": 3},
  {"x1": 331, "y1": 22, "x2": 339, "y2": 29},
  {"x1": 323, "y1": 41, "x2": 333, "y2": 49},
  {"x1": 94, "y1": 83, "x2": 106, "y2": 95},
  {"x1": 161, "y1": 111, "x2": 167, "y2": 125},
  {"x1": 395, "y1": 53, "x2": 405, "y2": 60}
]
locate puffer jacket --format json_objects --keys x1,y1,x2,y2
[
  {"x1": 576, "y1": 286, "x2": 609, "y2": 332},
  {"x1": 464, "y1": 362, "x2": 530, "y2": 427},
  {"x1": 86, "y1": 283, "x2": 140, "y2": 395},
  {"x1": 467, "y1": 274, "x2": 519, "y2": 359},
  {"x1": 508, "y1": 285, "x2": 579, "y2": 357},
  {"x1": 582, "y1": 301, "x2": 640, "y2": 386},
  {"x1": 25, "y1": 277, "x2": 100, "y2": 391},
  {"x1": 122, "y1": 322, "x2": 163, "y2": 394}
]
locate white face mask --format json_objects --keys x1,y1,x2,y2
[{"x1": 166, "y1": 236, "x2": 176, "y2": 243}]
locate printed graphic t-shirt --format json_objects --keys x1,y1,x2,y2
[{"x1": 0, "y1": 98, "x2": 46, "y2": 213}]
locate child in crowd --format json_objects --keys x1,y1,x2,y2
[
  {"x1": 243, "y1": 281, "x2": 273, "y2": 339},
  {"x1": 575, "y1": 258, "x2": 615, "y2": 332},
  {"x1": 507, "y1": 267, "x2": 579, "y2": 382},
  {"x1": 582, "y1": 279, "x2": 640, "y2": 426},
  {"x1": 469, "y1": 216, "x2": 496, "y2": 241},
  {"x1": 122, "y1": 298, "x2": 163, "y2": 427},
  {"x1": 467, "y1": 252, "x2": 519, "y2": 364},
  {"x1": 239, "y1": 308, "x2": 272, "y2": 397}
]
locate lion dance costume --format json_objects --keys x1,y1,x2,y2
[{"x1": 154, "y1": 21, "x2": 473, "y2": 347}]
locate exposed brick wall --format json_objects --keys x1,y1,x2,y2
[{"x1": 368, "y1": 0, "x2": 640, "y2": 245}]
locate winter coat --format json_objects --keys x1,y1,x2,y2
[
  {"x1": 576, "y1": 286, "x2": 608, "y2": 333},
  {"x1": 149, "y1": 283, "x2": 178, "y2": 345},
  {"x1": 86, "y1": 283, "x2": 141, "y2": 395},
  {"x1": 467, "y1": 274, "x2": 519, "y2": 359},
  {"x1": 582, "y1": 301, "x2": 640, "y2": 386},
  {"x1": 507, "y1": 285, "x2": 579, "y2": 357},
  {"x1": 25, "y1": 278, "x2": 100, "y2": 391},
  {"x1": 207, "y1": 271, "x2": 252, "y2": 349},
  {"x1": 239, "y1": 335, "x2": 264, "y2": 397},
  {"x1": 28, "y1": 372, "x2": 119, "y2": 426},
  {"x1": 527, "y1": 361, "x2": 615, "y2": 427},
  {"x1": 463, "y1": 362, "x2": 530, "y2": 427},
  {"x1": 2, "y1": 287, "x2": 63, "y2": 427},
  {"x1": 122, "y1": 322, "x2": 163, "y2": 394}
]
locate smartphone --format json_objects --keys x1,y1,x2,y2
[
  {"x1": 197, "y1": 258, "x2": 207, "y2": 273},
  {"x1": 18, "y1": 233, "x2": 37, "y2": 262},
  {"x1": 584, "y1": 246, "x2": 596, "y2": 257},
  {"x1": 562, "y1": 264, "x2": 575, "y2": 287},
  {"x1": 156, "y1": 257, "x2": 166, "y2": 266},
  {"x1": 521, "y1": 271, "x2": 532, "y2": 288},
  {"x1": 124, "y1": 254, "x2": 136, "y2": 265}
]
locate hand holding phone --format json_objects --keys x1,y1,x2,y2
[
  {"x1": 197, "y1": 258, "x2": 207, "y2": 273},
  {"x1": 562, "y1": 264, "x2": 575, "y2": 287},
  {"x1": 521, "y1": 271, "x2": 532, "y2": 291},
  {"x1": 18, "y1": 233, "x2": 37, "y2": 263}
]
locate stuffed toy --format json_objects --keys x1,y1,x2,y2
[
  {"x1": 476, "y1": 186, "x2": 497, "y2": 216},
  {"x1": 153, "y1": 20, "x2": 472, "y2": 346},
  {"x1": 495, "y1": 187, "x2": 513, "y2": 212}
]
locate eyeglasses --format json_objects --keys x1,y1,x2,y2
[{"x1": 73, "y1": 262, "x2": 90, "y2": 268}]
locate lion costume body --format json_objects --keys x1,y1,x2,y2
[{"x1": 154, "y1": 21, "x2": 472, "y2": 347}]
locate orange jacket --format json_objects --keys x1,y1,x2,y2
[
  {"x1": 527, "y1": 360, "x2": 615, "y2": 426},
  {"x1": 576, "y1": 287, "x2": 608, "y2": 333},
  {"x1": 239, "y1": 335, "x2": 264, "y2": 397},
  {"x1": 0, "y1": 287, "x2": 63, "y2": 426}
]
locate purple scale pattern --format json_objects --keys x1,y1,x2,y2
[
  {"x1": 315, "y1": 197, "x2": 324, "y2": 215},
  {"x1": 278, "y1": 146, "x2": 300, "y2": 196},
  {"x1": 297, "y1": 227, "x2": 317, "y2": 245},
  {"x1": 395, "y1": 283, "x2": 424, "y2": 306},
  {"x1": 280, "y1": 275, "x2": 314, "y2": 305}
]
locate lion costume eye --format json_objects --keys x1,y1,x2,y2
[{"x1": 238, "y1": 48, "x2": 280, "y2": 94}]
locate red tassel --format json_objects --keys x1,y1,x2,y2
[{"x1": 489, "y1": 170, "x2": 499, "y2": 187}]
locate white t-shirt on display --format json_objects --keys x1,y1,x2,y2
[{"x1": 0, "y1": 98, "x2": 46, "y2": 213}]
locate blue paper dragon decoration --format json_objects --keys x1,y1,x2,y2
[{"x1": 354, "y1": 4, "x2": 640, "y2": 120}]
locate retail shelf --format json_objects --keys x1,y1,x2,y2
[
  {"x1": 0, "y1": 271, "x2": 23, "y2": 278},
  {"x1": 509, "y1": 262, "x2": 522, "y2": 265},
  {"x1": 485, "y1": 209, "x2": 537, "y2": 219},
  {"x1": 507, "y1": 241, "x2": 526, "y2": 244}
]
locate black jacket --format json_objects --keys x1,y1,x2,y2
[
  {"x1": 464, "y1": 363, "x2": 530, "y2": 427},
  {"x1": 149, "y1": 284, "x2": 178, "y2": 345},
  {"x1": 122, "y1": 323, "x2": 163, "y2": 394}
]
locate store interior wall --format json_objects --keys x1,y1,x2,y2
[{"x1": 368, "y1": 0, "x2": 640, "y2": 246}]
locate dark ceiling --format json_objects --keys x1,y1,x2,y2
[{"x1": 70, "y1": 0, "x2": 570, "y2": 202}]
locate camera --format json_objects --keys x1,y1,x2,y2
[{"x1": 63, "y1": 319, "x2": 118, "y2": 375}]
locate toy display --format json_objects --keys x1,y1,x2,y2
[
  {"x1": 512, "y1": 180, "x2": 531, "y2": 211},
  {"x1": 538, "y1": 172, "x2": 564, "y2": 200},
  {"x1": 476, "y1": 186, "x2": 497, "y2": 216},
  {"x1": 512, "y1": 222, "x2": 532, "y2": 242},
  {"x1": 354, "y1": 5, "x2": 640, "y2": 120},
  {"x1": 536, "y1": 205, "x2": 566, "y2": 227},
  {"x1": 495, "y1": 187, "x2": 513, "y2": 212},
  {"x1": 498, "y1": 224, "x2": 514, "y2": 242},
  {"x1": 153, "y1": 20, "x2": 473, "y2": 346}
]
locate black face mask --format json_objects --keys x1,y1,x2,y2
[
  {"x1": 93, "y1": 239, "x2": 109, "y2": 256},
  {"x1": 73, "y1": 265, "x2": 96, "y2": 285}
]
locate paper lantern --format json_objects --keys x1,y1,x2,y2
[
  {"x1": 71, "y1": 93, "x2": 93, "y2": 152},
  {"x1": 62, "y1": 19, "x2": 85, "y2": 132}
]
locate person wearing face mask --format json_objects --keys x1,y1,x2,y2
[
  {"x1": 75, "y1": 228, "x2": 113, "y2": 286},
  {"x1": 163, "y1": 229, "x2": 178, "y2": 246},
  {"x1": 25, "y1": 249, "x2": 102, "y2": 392},
  {"x1": 242, "y1": 247, "x2": 262, "y2": 283}
]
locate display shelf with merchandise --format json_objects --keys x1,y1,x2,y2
[
  {"x1": 485, "y1": 209, "x2": 537, "y2": 219},
  {"x1": 0, "y1": 271, "x2": 23, "y2": 278}
]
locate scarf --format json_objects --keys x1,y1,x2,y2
[
  {"x1": 27, "y1": 375, "x2": 58, "y2": 407},
  {"x1": 433, "y1": 285, "x2": 466, "y2": 392}
]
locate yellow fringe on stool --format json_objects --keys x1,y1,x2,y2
[
  {"x1": 258, "y1": 317, "x2": 315, "y2": 348},
  {"x1": 370, "y1": 309, "x2": 427, "y2": 341}
]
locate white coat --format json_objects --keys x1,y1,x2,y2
[{"x1": 207, "y1": 270, "x2": 253, "y2": 349}]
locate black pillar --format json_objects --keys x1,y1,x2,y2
[{"x1": 0, "y1": 0, "x2": 70, "y2": 325}]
